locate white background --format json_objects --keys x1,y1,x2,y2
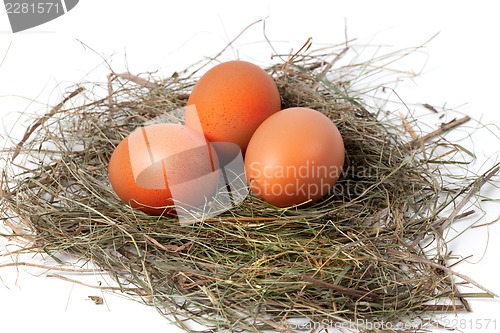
[{"x1": 1, "y1": 1, "x2": 499, "y2": 332}]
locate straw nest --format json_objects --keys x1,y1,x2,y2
[{"x1": 1, "y1": 39, "x2": 499, "y2": 332}]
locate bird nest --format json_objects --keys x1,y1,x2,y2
[{"x1": 1, "y1": 38, "x2": 498, "y2": 332}]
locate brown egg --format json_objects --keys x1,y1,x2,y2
[
  {"x1": 108, "y1": 123, "x2": 220, "y2": 216},
  {"x1": 244, "y1": 107, "x2": 345, "y2": 207},
  {"x1": 185, "y1": 60, "x2": 281, "y2": 153}
]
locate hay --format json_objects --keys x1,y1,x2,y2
[{"x1": 1, "y1": 38, "x2": 499, "y2": 333}]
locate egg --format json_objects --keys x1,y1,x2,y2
[
  {"x1": 185, "y1": 60, "x2": 281, "y2": 153},
  {"x1": 108, "y1": 123, "x2": 220, "y2": 216},
  {"x1": 244, "y1": 107, "x2": 345, "y2": 207}
]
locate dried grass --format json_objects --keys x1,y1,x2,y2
[{"x1": 1, "y1": 36, "x2": 499, "y2": 332}]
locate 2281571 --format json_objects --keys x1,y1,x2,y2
[
  {"x1": 5, "y1": 2, "x2": 61, "y2": 14},
  {"x1": 441, "y1": 318, "x2": 497, "y2": 330}
]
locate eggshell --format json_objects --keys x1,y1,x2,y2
[
  {"x1": 244, "y1": 107, "x2": 345, "y2": 207},
  {"x1": 108, "y1": 123, "x2": 220, "y2": 216},
  {"x1": 186, "y1": 60, "x2": 281, "y2": 152}
]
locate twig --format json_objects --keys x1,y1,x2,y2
[
  {"x1": 471, "y1": 214, "x2": 500, "y2": 229},
  {"x1": 0, "y1": 41, "x2": 12, "y2": 68},
  {"x1": 301, "y1": 275, "x2": 374, "y2": 301},
  {"x1": 422, "y1": 304, "x2": 467, "y2": 312},
  {"x1": 401, "y1": 115, "x2": 418, "y2": 140},
  {"x1": 440, "y1": 165, "x2": 500, "y2": 233},
  {"x1": 317, "y1": 22, "x2": 350, "y2": 81},
  {"x1": 11, "y1": 87, "x2": 85, "y2": 161},
  {"x1": 47, "y1": 273, "x2": 145, "y2": 294},
  {"x1": 406, "y1": 116, "x2": 471, "y2": 149},
  {"x1": 422, "y1": 103, "x2": 439, "y2": 113},
  {"x1": 388, "y1": 249, "x2": 498, "y2": 297},
  {"x1": 112, "y1": 72, "x2": 157, "y2": 89},
  {"x1": 190, "y1": 19, "x2": 263, "y2": 78},
  {"x1": 0, "y1": 261, "x2": 101, "y2": 273},
  {"x1": 431, "y1": 209, "x2": 475, "y2": 228},
  {"x1": 107, "y1": 73, "x2": 116, "y2": 114}
]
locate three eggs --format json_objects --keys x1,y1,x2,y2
[{"x1": 108, "y1": 60, "x2": 345, "y2": 216}]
